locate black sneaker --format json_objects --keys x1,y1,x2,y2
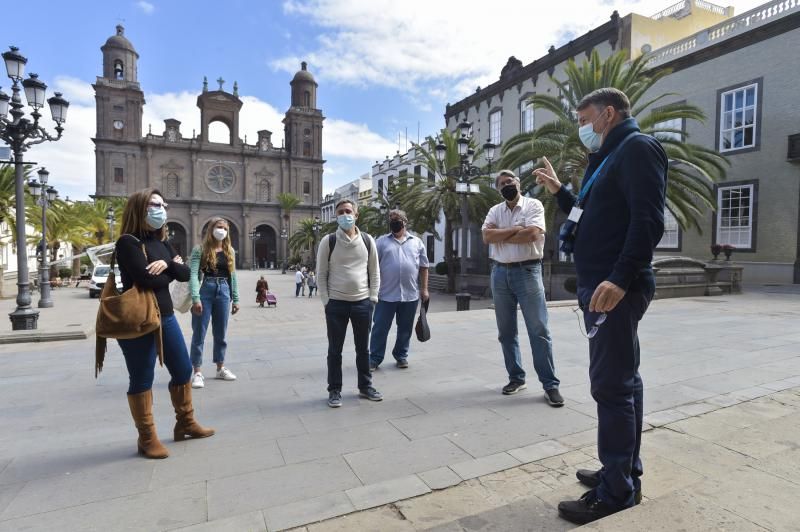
[
  {"x1": 396, "y1": 359, "x2": 409, "y2": 369},
  {"x1": 558, "y1": 490, "x2": 621, "y2": 525},
  {"x1": 544, "y1": 388, "x2": 565, "y2": 407},
  {"x1": 327, "y1": 391, "x2": 342, "y2": 408},
  {"x1": 576, "y1": 469, "x2": 642, "y2": 505},
  {"x1": 502, "y1": 382, "x2": 527, "y2": 395},
  {"x1": 359, "y1": 387, "x2": 383, "y2": 401}
]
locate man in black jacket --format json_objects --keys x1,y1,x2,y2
[{"x1": 535, "y1": 88, "x2": 667, "y2": 524}]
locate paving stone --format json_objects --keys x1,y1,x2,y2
[
  {"x1": 305, "y1": 505, "x2": 415, "y2": 532},
  {"x1": 508, "y1": 439, "x2": 572, "y2": 465},
  {"x1": 643, "y1": 408, "x2": 690, "y2": 427},
  {"x1": 427, "y1": 495, "x2": 572, "y2": 532},
  {"x1": 265, "y1": 492, "x2": 355, "y2": 531},
  {"x1": 642, "y1": 428, "x2": 750, "y2": 478},
  {"x1": 449, "y1": 452, "x2": 521, "y2": 481},
  {"x1": 675, "y1": 401, "x2": 719, "y2": 417},
  {"x1": 418, "y1": 467, "x2": 463, "y2": 490},
  {"x1": 172, "y1": 511, "x2": 267, "y2": 532},
  {"x1": 555, "y1": 429, "x2": 596, "y2": 449},
  {"x1": 150, "y1": 439, "x2": 285, "y2": 488},
  {"x1": 388, "y1": 406, "x2": 505, "y2": 440},
  {"x1": 1, "y1": 459, "x2": 156, "y2": 519},
  {"x1": 344, "y1": 436, "x2": 471, "y2": 485},
  {"x1": 277, "y1": 421, "x2": 407, "y2": 464},
  {"x1": 0, "y1": 483, "x2": 23, "y2": 517},
  {"x1": 298, "y1": 399, "x2": 424, "y2": 434},
  {"x1": 0, "y1": 480, "x2": 206, "y2": 532},
  {"x1": 582, "y1": 489, "x2": 768, "y2": 531},
  {"x1": 634, "y1": 453, "x2": 705, "y2": 499},
  {"x1": 394, "y1": 482, "x2": 503, "y2": 530},
  {"x1": 346, "y1": 475, "x2": 430, "y2": 511},
  {"x1": 206, "y1": 456, "x2": 361, "y2": 521}
]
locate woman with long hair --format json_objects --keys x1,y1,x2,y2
[
  {"x1": 189, "y1": 217, "x2": 240, "y2": 388},
  {"x1": 114, "y1": 188, "x2": 214, "y2": 459}
]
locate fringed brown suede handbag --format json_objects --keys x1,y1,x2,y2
[{"x1": 95, "y1": 237, "x2": 163, "y2": 377}]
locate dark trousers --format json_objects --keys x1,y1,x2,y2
[
  {"x1": 578, "y1": 284, "x2": 653, "y2": 509},
  {"x1": 325, "y1": 298, "x2": 373, "y2": 392},
  {"x1": 117, "y1": 314, "x2": 193, "y2": 395}
]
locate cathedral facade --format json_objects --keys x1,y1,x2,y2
[{"x1": 92, "y1": 25, "x2": 323, "y2": 268}]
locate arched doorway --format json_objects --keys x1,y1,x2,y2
[
  {"x1": 166, "y1": 222, "x2": 188, "y2": 259},
  {"x1": 201, "y1": 218, "x2": 241, "y2": 268},
  {"x1": 254, "y1": 224, "x2": 277, "y2": 269}
]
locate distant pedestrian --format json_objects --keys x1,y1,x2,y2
[
  {"x1": 189, "y1": 217, "x2": 241, "y2": 389},
  {"x1": 295, "y1": 269, "x2": 305, "y2": 297},
  {"x1": 369, "y1": 209, "x2": 429, "y2": 370},
  {"x1": 316, "y1": 199, "x2": 382, "y2": 408},
  {"x1": 112, "y1": 188, "x2": 214, "y2": 459},
  {"x1": 482, "y1": 169, "x2": 563, "y2": 407},
  {"x1": 301, "y1": 266, "x2": 308, "y2": 296},
  {"x1": 256, "y1": 276, "x2": 269, "y2": 307},
  {"x1": 535, "y1": 88, "x2": 667, "y2": 524},
  {"x1": 307, "y1": 271, "x2": 317, "y2": 297}
]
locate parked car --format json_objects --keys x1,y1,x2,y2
[{"x1": 88, "y1": 265, "x2": 122, "y2": 298}]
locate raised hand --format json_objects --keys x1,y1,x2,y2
[{"x1": 533, "y1": 157, "x2": 561, "y2": 194}]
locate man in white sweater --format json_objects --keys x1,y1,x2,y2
[{"x1": 316, "y1": 199, "x2": 382, "y2": 408}]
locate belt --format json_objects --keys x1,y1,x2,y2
[
  {"x1": 496, "y1": 259, "x2": 541, "y2": 268},
  {"x1": 204, "y1": 276, "x2": 228, "y2": 281}
]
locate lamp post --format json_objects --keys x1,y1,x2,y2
[
  {"x1": 435, "y1": 122, "x2": 495, "y2": 311},
  {"x1": 106, "y1": 206, "x2": 115, "y2": 243},
  {"x1": 0, "y1": 46, "x2": 70, "y2": 329},
  {"x1": 311, "y1": 215, "x2": 322, "y2": 270},
  {"x1": 27, "y1": 167, "x2": 57, "y2": 308},
  {"x1": 280, "y1": 227, "x2": 288, "y2": 273},
  {"x1": 248, "y1": 229, "x2": 261, "y2": 270}
]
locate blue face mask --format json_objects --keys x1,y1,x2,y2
[
  {"x1": 146, "y1": 207, "x2": 167, "y2": 229},
  {"x1": 337, "y1": 214, "x2": 355, "y2": 230},
  {"x1": 578, "y1": 111, "x2": 608, "y2": 153}
]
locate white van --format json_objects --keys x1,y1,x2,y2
[{"x1": 88, "y1": 264, "x2": 122, "y2": 298}]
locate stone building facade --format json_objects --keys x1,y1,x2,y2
[{"x1": 92, "y1": 26, "x2": 323, "y2": 268}]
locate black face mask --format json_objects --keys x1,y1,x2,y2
[
  {"x1": 389, "y1": 219, "x2": 404, "y2": 233},
  {"x1": 501, "y1": 184, "x2": 518, "y2": 201}
]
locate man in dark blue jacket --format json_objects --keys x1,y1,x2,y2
[{"x1": 535, "y1": 88, "x2": 667, "y2": 524}]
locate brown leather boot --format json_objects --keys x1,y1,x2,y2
[
  {"x1": 169, "y1": 382, "x2": 215, "y2": 441},
  {"x1": 127, "y1": 390, "x2": 169, "y2": 459}
]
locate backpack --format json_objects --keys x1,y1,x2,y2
[{"x1": 327, "y1": 232, "x2": 374, "y2": 287}]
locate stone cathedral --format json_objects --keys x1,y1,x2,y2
[{"x1": 93, "y1": 25, "x2": 324, "y2": 268}]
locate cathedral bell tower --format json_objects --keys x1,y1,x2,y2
[
  {"x1": 93, "y1": 25, "x2": 145, "y2": 196},
  {"x1": 283, "y1": 62, "x2": 323, "y2": 159}
]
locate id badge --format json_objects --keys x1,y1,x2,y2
[{"x1": 568, "y1": 207, "x2": 583, "y2": 223}]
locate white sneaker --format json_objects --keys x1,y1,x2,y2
[
  {"x1": 191, "y1": 372, "x2": 205, "y2": 389},
  {"x1": 216, "y1": 367, "x2": 237, "y2": 381}
]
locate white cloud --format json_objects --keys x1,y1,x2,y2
[
  {"x1": 30, "y1": 79, "x2": 394, "y2": 200},
  {"x1": 136, "y1": 1, "x2": 155, "y2": 14},
  {"x1": 273, "y1": 0, "x2": 769, "y2": 106}
]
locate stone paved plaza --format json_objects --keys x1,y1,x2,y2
[{"x1": 0, "y1": 271, "x2": 799, "y2": 531}]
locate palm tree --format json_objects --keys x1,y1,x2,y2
[
  {"x1": 399, "y1": 130, "x2": 501, "y2": 292},
  {"x1": 0, "y1": 164, "x2": 34, "y2": 246},
  {"x1": 499, "y1": 50, "x2": 728, "y2": 234},
  {"x1": 277, "y1": 192, "x2": 301, "y2": 228},
  {"x1": 288, "y1": 217, "x2": 317, "y2": 260}
]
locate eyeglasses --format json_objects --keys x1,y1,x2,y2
[
  {"x1": 148, "y1": 201, "x2": 168, "y2": 209},
  {"x1": 572, "y1": 307, "x2": 607, "y2": 339}
]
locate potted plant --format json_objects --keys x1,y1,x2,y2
[
  {"x1": 710, "y1": 243, "x2": 722, "y2": 261},
  {"x1": 722, "y1": 244, "x2": 735, "y2": 260}
]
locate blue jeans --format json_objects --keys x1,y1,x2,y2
[
  {"x1": 578, "y1": 282, "x2": 653, "y2": 509},
  {"x1": 491, "y1": 262, "x2": 559, "y2": 390},
  {"x1": 325, "y1": 298, "x2": 373, "y2": 392},
  {"x1": 190, "y1": 278, "x2": 231, "y2": 368},
  {"x1": 370, "y1": 299, "x2": 419, "y2": 366},
  {"x1": 117, "y1": 314, "x2": 193, "y2": 394}
]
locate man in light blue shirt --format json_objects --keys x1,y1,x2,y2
[{"x1": 369, "y1": 209, "x2": 429, "y2": 370}]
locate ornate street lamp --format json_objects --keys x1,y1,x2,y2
[
  {"x1": 106, "y1": 206, "x2": 115, "y2": 242},
  {"x1": 1, "y1": 46, "x2": 69, "y2": 329},
  {"x1": 27, "y1": 167, "x2": 57, "y2": 308},
  {"x1": 248, "y1": 229, "x2": 262, "y2": 270},
  {"x1": 436, "y1": 128, "x2": 495, "y2": 311},
  {"x1": 280, "y1": 227, "x2": 288, "y2": 273},
  {"x1": 311, "y1": 215, "x2": 322, "y2": 270}
]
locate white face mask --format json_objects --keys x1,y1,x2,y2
[{"x1": 212, "y1": 228, "x2": 227, "y2": 241}]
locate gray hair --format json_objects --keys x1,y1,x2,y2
[
  {"x1": 334, "y1": 199, "x2": 358, "y2": 213},
  {"x1": 577, "y1": 88, "x2": 631, "y2": 119},
  {"x1": 388, "y1": 208, "x2": 408, "y2": 222},
  {"x1": 495, "y1": 169, "x2": 519, "y2": 188}
]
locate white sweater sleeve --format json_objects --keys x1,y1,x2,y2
[{"x1": 316, "y1": 235, "x2": 330, "y2": 306}]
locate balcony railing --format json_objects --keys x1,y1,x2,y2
[{"x1": 648, "y1": 0, "x2": 799, "y2": 67}]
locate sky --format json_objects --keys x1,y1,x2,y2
[{"x1": 4, "y1": 0, "x2": 766, "y2": 200}]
